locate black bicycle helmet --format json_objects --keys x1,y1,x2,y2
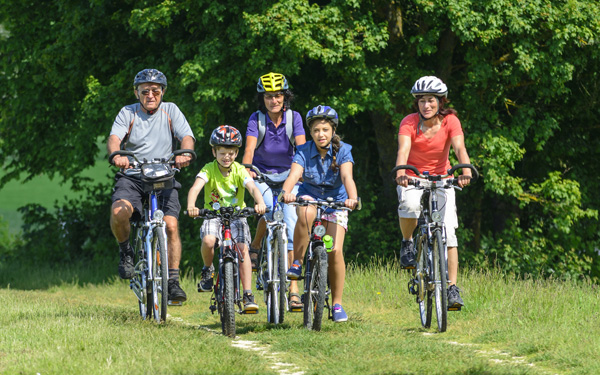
[
  {"x1": 210, "y1": 125, "x2": 243, "y2": 148},
  {"x1": 133, "y1": 69, "x2": 168, "y2": 88}
]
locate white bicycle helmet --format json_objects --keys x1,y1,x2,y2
[{"x1": 410, "y1": 76, "x2": 448, "y2": 98}]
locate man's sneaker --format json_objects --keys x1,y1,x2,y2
[
  {"x1": 286, "y1": 261, "x2": 302, "y2": 280},
  {"x1": 332, "y1": 304, "x2": 348, "y2": 323},
  {"x1": 168, "y1": 279, "x2": 187, "y2": 302},
  {"x1": 447, "y1": 285, "x2": 464, "y2": 309},
  {"x1": 118, "y1": 249, "x2": 135, "y2": 279},
  {"x1": 400, "y1": 239, "x2": 416, "y2": 269},
  {"x1": 243, "y1": 293, "x2": 259, "y2": 312},
  {"x1": 198, "y1": 265, "x2": 214, "y2": 292}
]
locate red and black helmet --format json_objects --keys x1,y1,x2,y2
[{"x1": 209, "y1": 125, "x2": 242, "y2": 148}]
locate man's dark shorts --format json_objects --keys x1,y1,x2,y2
[{"x1": 112, "y1": 173, "x2": 182, "y2": 220}]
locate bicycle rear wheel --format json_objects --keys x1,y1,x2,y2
[
  {"x1": 154, "y1": 227, "x2": 169, "y2": 322},
  {"x1": 415, "y1": 233, "x2": 432, "y2": 329},
  {"x1": 432, "y1": 229, "x2": 448, "y2": 332},
  {"x1": 221, "y1": 260, "x2": 236, "y2": 337},
  {"x1": 303, "y1": 246, "x2": 327, "y2": 331}
]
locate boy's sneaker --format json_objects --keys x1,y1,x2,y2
[
  {"x1": 286, "y1": 261, "x2": 302, "y2": 280},
  {"x1": 332, "y1": 304, "x2": 348, "y2": 323},
  {"x1": 447, "y1": 285, "x2": 464, "y2": 309},
  {"x1": 400, "y1": 239, "x2": 416, "y2": 269},
  {"x1": 118, "y1": 249, "x2": 135, "y2": 279},
  {"x1": 243, "y1": 293, "x2": 259, "y2": 312},
  {"x1": 198, "y1": 265, "x2": 214, "y2": 292},
  {"x1": 168, "y1": 279, "x2": 187, "y2": 302}
]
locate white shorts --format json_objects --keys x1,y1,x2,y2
[{"x1": 396, "y1": 179, "x2": 458, "y2": 247}]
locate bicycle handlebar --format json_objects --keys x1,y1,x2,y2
[
  {"x1": 108, "y1": 149, "x2": 197, "y2": 167},
  {"x1": 286, "y1": 196, "x2": 361, "y2": 211},
  {"x1": 391, "y1": 164, "x2": 479, "y2": 183},
  {"x1": 185, "y1": 206, "x2": 270, "y2": 220}
]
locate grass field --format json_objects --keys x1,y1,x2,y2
[
  {"x1": 0, "y1": 159, "x2": 110, "y2": 234},
  {"x1": 0, "y1": 260, "x2": 598, "y2": 375}
]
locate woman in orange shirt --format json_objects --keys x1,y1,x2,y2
[{"x1": 394, "y1": 76, "x2": 473, "y2": 309}]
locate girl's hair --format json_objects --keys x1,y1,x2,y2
[
  {"x1": 413, "y1": 96, "x2": 457, "y2": 117},
  {"x1": 309, "y1": 119, "x2": 342, "y2": 172},
  {"x1": 256, "y1": 89, "x2": 295, "y2": 113}
]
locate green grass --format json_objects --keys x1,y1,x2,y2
[
  {"x1": 0, "y1": 160, "x2": 111, "y2": 234},
  {"x1": 0, "y1": 260, "x2": 598, "y2": 374}
]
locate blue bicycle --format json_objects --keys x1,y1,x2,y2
[
  {"x1": 109, "y1": 149, "x2": 196, "y2": 322},
  {"x1": 243, "y1": 164, "x2": 289, "y2": 324}
]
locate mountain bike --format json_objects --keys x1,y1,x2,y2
[
  {"x1": 188, "y1": 204, "x2": 262, "y2": 337},
  {"x1": 287, "y1": 197, "x2": 360, "y2": 331},
  {"x1": 109, "y1": 149, "x2": 196, "y2": 323},
  {"x1": 391, "y1": 163, "x2": 478, "y2": 332},
  {"x1": 243, "y1": 164, "x2": 289, "y2": 325}
]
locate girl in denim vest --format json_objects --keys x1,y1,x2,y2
[{"x1": 281, "y1": 105, "x2": 359, "y2": 323}]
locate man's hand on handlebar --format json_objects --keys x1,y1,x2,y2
[
  {"x1": 113, "y1": 155, "x2": 131, "y2": 169},
  {"x1": 175, "y1": 154, "x2": 192, "y2": 169},
  {"x1": 457, "y1": 173, "x2": 472, "y2": 188}
]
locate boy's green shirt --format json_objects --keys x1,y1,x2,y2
[{"x1": 196, "y1": 160, "x2": 252, "y2": 209}]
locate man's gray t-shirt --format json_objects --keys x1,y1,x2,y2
[{"x1": 110, "y1": 102, "x2": 195, "y2": 161}]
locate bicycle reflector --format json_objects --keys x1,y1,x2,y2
[
  {"x1": 431, "y1": 211, "x2": 443, "y2": 222},
  {"x1": 273, "y1": 210, "x2": 284, "y2": 222},
  {"x1": 314, "y1": 225, "x2": 326, "y2": 237}
]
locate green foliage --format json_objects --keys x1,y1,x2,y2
[{"x1": 1, "y1": 0, "x2": 599, "y2": 279}]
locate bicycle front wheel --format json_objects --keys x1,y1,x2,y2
[
  {"x1": 152, "y1": 227, "x2": 169, "y2": 323},
  {"x1": 221, "y1": 260, "x2": 236, "y2": 337},
  {"x1": 303, "y1": 246, "x2": 327, "y2": 331},
  {"x1": 432, "y1": 229, "x2": 448, "y2": 332},
  {"x1": 415, "y1": 233, "x2": 432, "y2": 329},
  {"x1": 268, "y1": 230, "x2": 286, "y2": 324}
]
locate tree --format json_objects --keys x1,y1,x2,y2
[{"x1": 1, "y1": 0, "x2": 599, "y2": 279}]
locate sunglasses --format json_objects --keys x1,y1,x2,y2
[
  {"x1": 139, "y1": 88, "x2": 162, "y2": 97},
  {"x1": 264, "y1": 92, "x2": 284, "y2": 100}
]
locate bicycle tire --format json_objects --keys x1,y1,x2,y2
[
  {"x1": 275, "y1": 230, "x2": 286, "y2": 324},
  {"x1": 303, "y1": 245, "x2": 327, "y2": 331},
  {"x1": 132, "y1": 225, "x2": 149, "y2": 320},
  {"x1": 156, "y1": 227, "x2": 169, "y2": 322},
  {"x1": 432, "y1": 229, "x2": 448, "y2": 332},
  {"x1": 415, "y1": 233, "x2": 432, "y2": 329},
  {"x1": 266, "y1": 239, "x2": 275, "y2": 324},
  {"x1": 221, "y1": 260, "x2": 236, "y2": 337}
]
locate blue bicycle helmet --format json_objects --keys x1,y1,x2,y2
[
  {"x1": 306, "y1": 105, "x2": 339, "y2": 127},
  {"x1": 133, "y1": 69, "x2": 168, "y2": 88}
]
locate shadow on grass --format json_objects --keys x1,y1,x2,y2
[{"x1": 0, "y1": 259, "x2": 117, "y2": 290}]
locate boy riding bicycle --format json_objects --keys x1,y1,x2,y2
[{"x1": 187, "y1": 125, "x2": 267, "y2": 312}]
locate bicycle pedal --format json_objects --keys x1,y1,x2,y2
[
  {"x1": 290, "y1": 307, "x2": 303, "y2": 313},
  {"x1": 448, "y1": 305, "x2": 462, "y2": 312},
  {"x1": 401, "y1": 265, "x2": 416, "y2": 270},
  {"x1": 168, "y1": 300, "x2": 183, "y2": 306},
  {"x1": 242, "y1": 310, "x2": 258, "y2": 315}
]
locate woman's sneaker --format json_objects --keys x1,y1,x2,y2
[
  {"x1": 286, "y1": 261, "x2": 302, "y2": 280},
  {"x1": 447, "y1": 285, "x2": 464, "y2": 309},
  {"x1": 243, "y1": 293, "x2": 259, "y2": 312},
  {"x1": 198, "y1": 265, "x2": 214, "y2": 292},
  {"x1": 400, "y1": 240, "x2": 416, "y2": 269},
  {"x1": 332, "y1": 304, "x2": 348, "y2": 322}
]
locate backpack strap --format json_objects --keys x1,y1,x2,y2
[
  {"x1": 255, "y1": 109, "x2": 295, "y2": 149},
  {"x1": 120, "y1": 107, "x2": 174, "y2": 150},
  {"x1": 255, "y1": 111, "x2": 266, "y2": 149}
]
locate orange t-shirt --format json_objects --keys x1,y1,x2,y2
[{"x1": 398, "y1": 113, "x2": 464, "y2": 177}]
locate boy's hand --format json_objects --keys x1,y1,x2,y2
[
  {"x1": 254, "y1": 203, "x2": 267, "y2": 215},
  {"x1": 187, "y1": 206, "x2": 199, "y2": 217},
  {"x1": 345, "y1": 198, "x2": 358, "y2": 210},
  {"x1": 282, "y1": 192, "x2": 296, "y2": 204}
]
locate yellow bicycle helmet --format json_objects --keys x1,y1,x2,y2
[{"x1": 257, "y1": 72, "x2": 289, "y2": 92}]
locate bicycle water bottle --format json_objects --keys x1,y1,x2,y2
[{"x1": 323, "y1": 235, "x2": 334, "y2": 252}]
